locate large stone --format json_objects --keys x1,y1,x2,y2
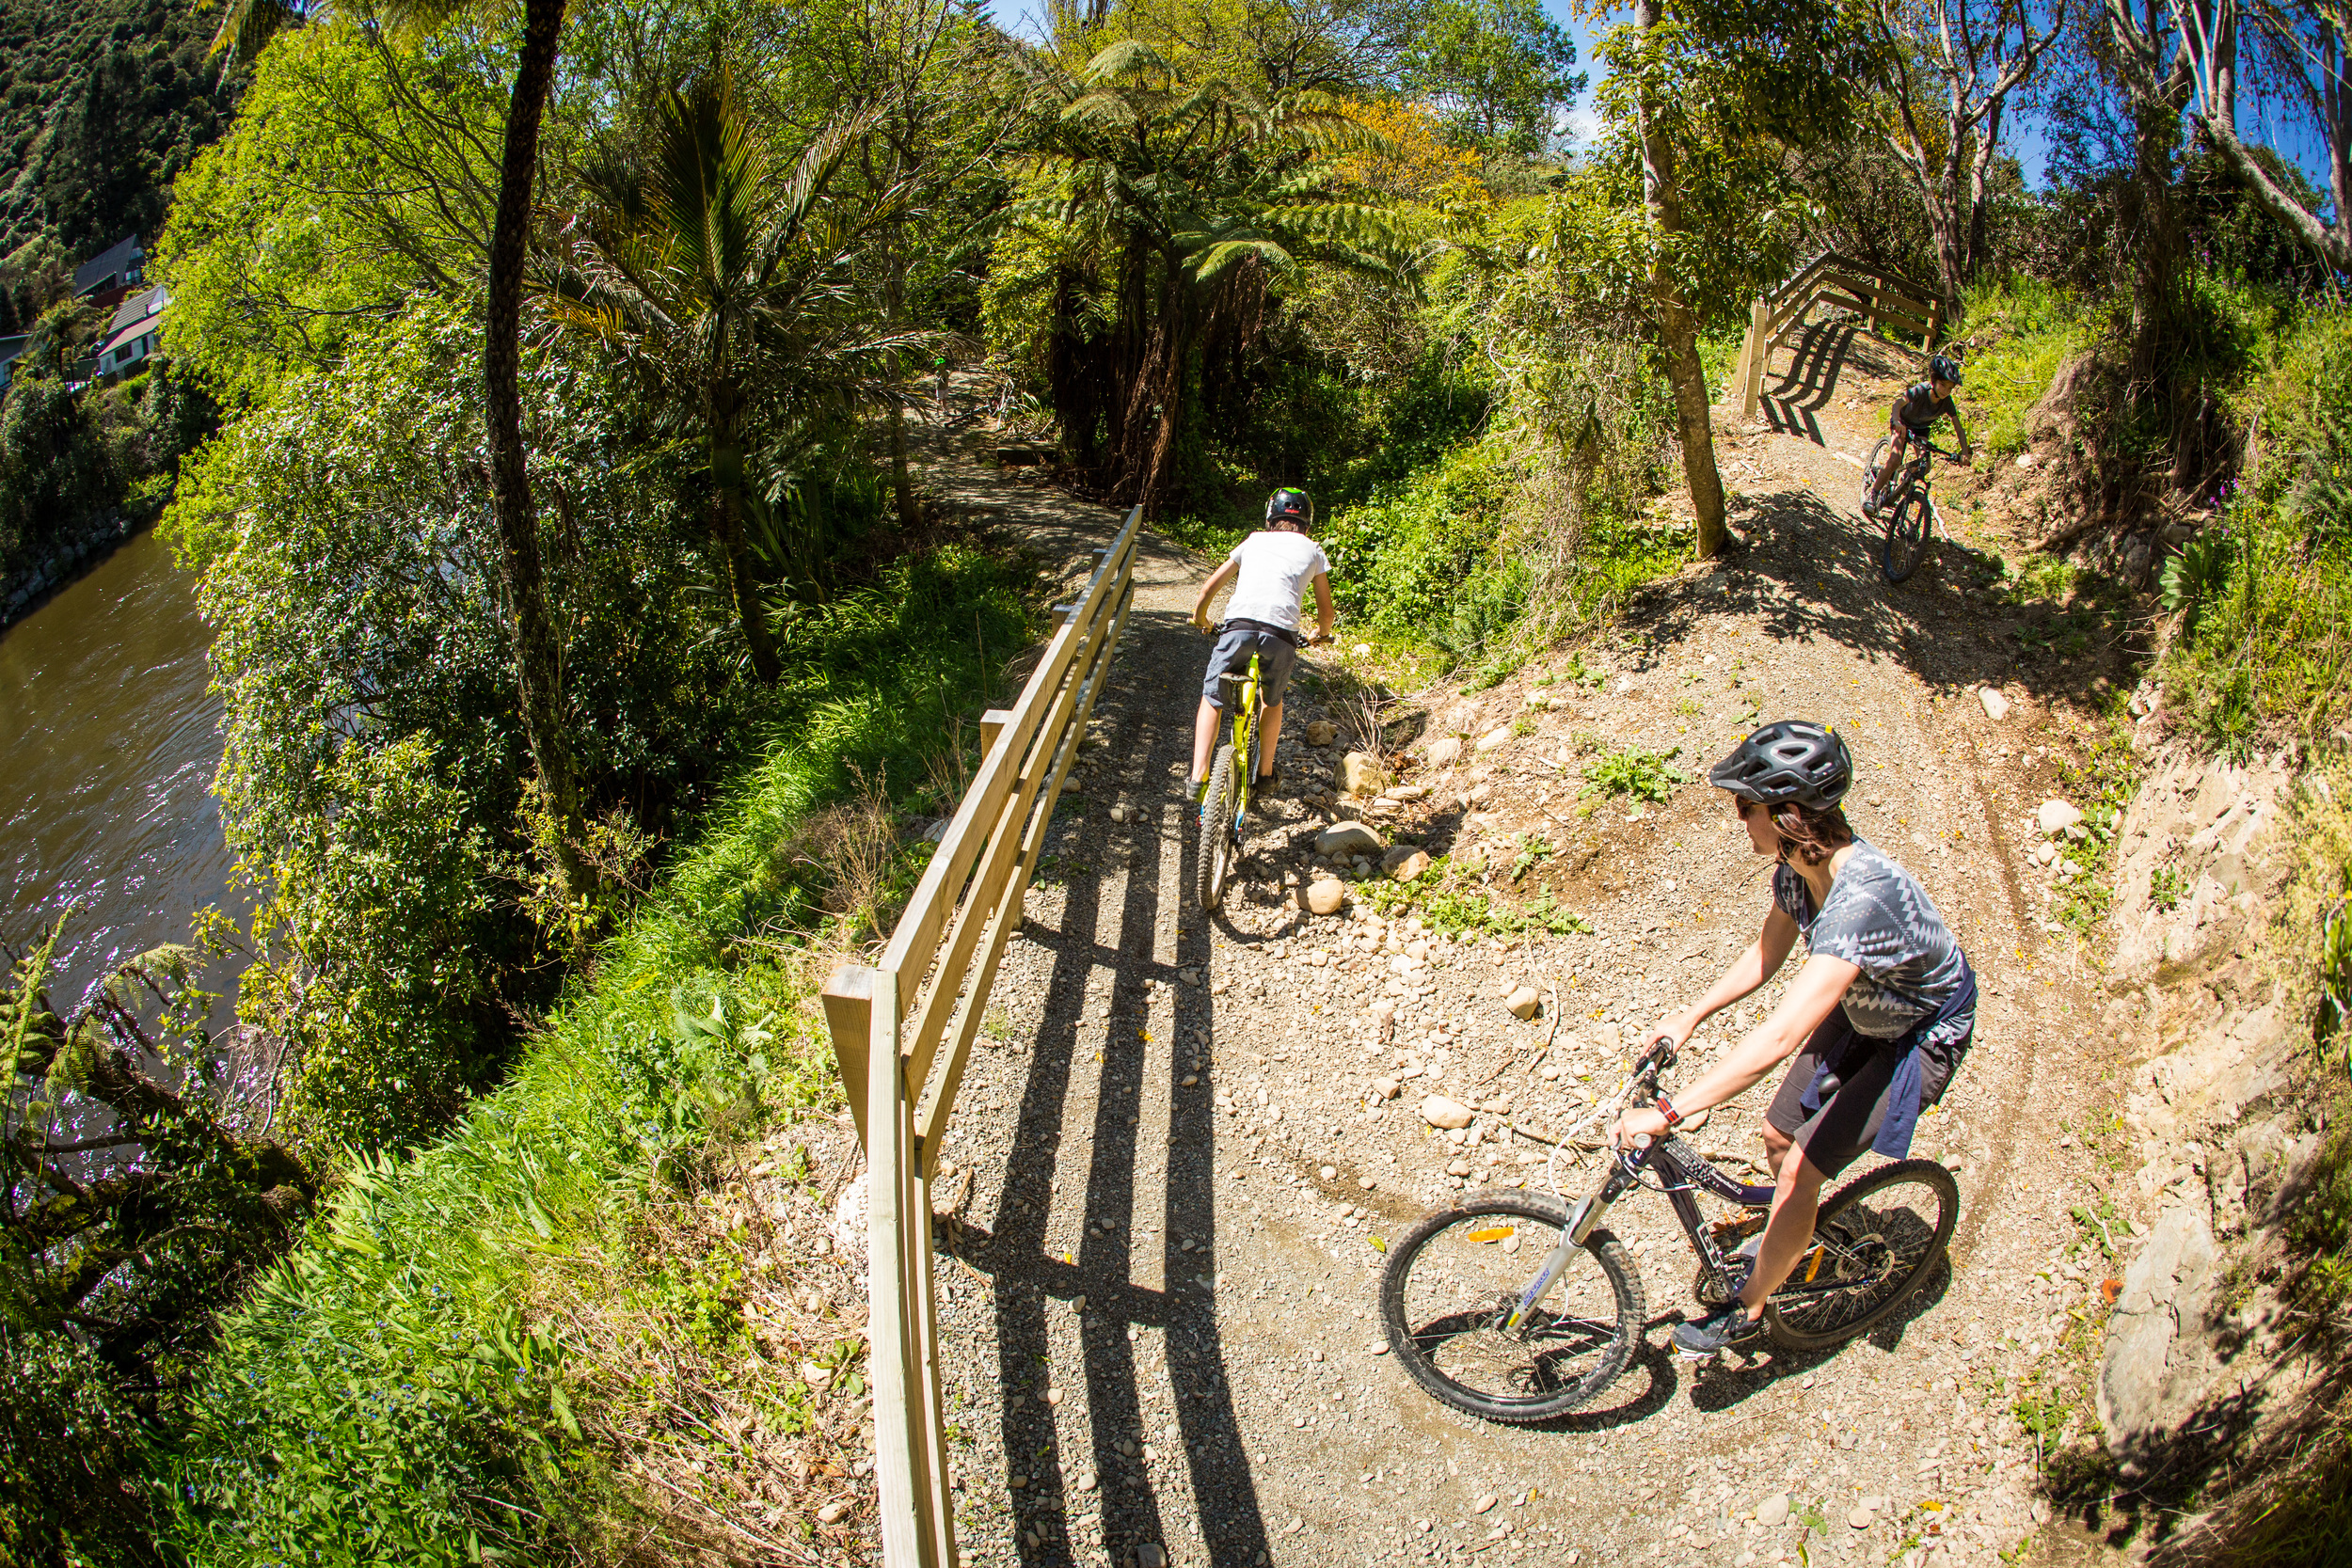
[
  {"x1": 1505, "y1": 986, "x2": 1542, "y2": 1021},
  {"x1": 1979, "y1": 686, "x2": 2012, "y2": 721},
  {"x1": 1421, "y1": 1094, "x2": 1474, "y2": 1130},
  {"x1": 2098, "y1": 1205, "x2": 2220, "y2": 1466},
  {"x1": 1423, "y1": 736, "x2": 1464, "y2": 768},
  {"x1": 2038, "y1": 799, "x2": 2085, "y2": 835},
  {"x1": 1304, "y1": 719, "x2": 1337, "y2": 746},
  {"x1": 1756, "y1": 1495, "x2": 1790, "y2": 1528},
  {"x1": 1474, "y1": 727, "x2": 1514, "y2": 754},
  {"x1": 1343, "y1": 752, "x2": 1389, "y2": 794},
  {"x1": 1302, "y1": 878, "x2": 1348, "y2": 915},
  {"x1": 1383, "y1": 847, "x2": 1431, "y2": 883},
  {"x1": 1316, "y1": 821, "x2": 1385, "y2": 858}
]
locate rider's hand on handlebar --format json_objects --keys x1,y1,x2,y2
[
  {"x1": 1191, "y1": 605, "x2": 1213, "y2": 634},
  {"x1": 1610, "y1": 1105, "x2": 1671, "y2": 1149}
]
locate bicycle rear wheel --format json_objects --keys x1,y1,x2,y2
[
  {"x1": 1379, "y1": 1191, "x2": 1645, "y2": 1423},
  {"x1": 1882, "y1": 489, "x2": 1933, "y2": 582},
  {"x1": 1764, "y1": 1159, "x2": 1959, "y2": 1351},
  {"x1": 1194, "y1": 742, "x2": 1237, "y2": 911}
]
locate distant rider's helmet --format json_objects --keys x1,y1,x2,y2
[
  {"x1": 1265, "y1": 487, "x2": 1314, "y2": 530},
  {"x1": 1709, "y1": 720, "x2": 1854, "y2": 813},
  {"x1": 1928, "y1": 352, "x2": 1964, "y2": 387}
]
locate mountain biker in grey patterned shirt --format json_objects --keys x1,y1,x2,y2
[
  {"x1": 1771, "y1": 845, "x2": 1969, "y2": 1044},
  {"x1": 1608, "y1": 721, "x2": 1979, "y2": 1359}
]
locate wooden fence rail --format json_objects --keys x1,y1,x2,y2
[
  {"x1": 1734, "y1": 252, "x2": 1944, "y2": 425},
  {"x1": 822, "y1": 504, "x2": 1142, "y2": 1566}
]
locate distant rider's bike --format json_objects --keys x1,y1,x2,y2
[
  {"x1": 1377, "y1": 1034, "x2": 1960, "y2": 1422},
  {"x1": 1866, "y1": 432, "x2": 1965, "y2": 585}
]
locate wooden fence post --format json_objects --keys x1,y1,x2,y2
[{"x1": 1741, "y1": 296, "x2": 1770, "y2": 424}]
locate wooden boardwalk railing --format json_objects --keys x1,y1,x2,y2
[
  {"x1": 1733, "y1": 252, "x2": 1944, "y2": 424},
  {"x1": 822, "y1": 504, "x2": 1142, "y2": 1565}
]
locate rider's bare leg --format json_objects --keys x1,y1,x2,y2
[
  {"x1": 1256, "y1": 702, "x2": 1282, "y2": 779},
  {"x1": 1874, "y1": 429, "x2": 1909, "y2": 499},
  {"x1": 1190, "y1": 697, "x2": 1221, "y2": 787},
  {"x1": 1734, "y1": 1137, "x2": 1829, "y2": 1323}
]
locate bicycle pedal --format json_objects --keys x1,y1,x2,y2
[{"x1": 1672, "y1": 1344, "x2": 1721, "y2": 1364}]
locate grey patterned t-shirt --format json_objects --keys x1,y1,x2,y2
[{"x1": 1773, "y1": 840, "x2": 1969, "y2": 1039}]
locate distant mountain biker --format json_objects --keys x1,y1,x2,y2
[
  {"x1": 1188, "y1": 486, "x2": 1335, "y2": 801},
  {"x1": 1866, "y1": 353, "x2": 1973, "y2": 516},
  {"x1": 1606, "y1": 721, "x2": 1979, "y2": 1356}
]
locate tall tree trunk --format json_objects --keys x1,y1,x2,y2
[
  {"x1": 1634, "y1": 0, "x2": 1727, "y2": 559},
  {"x1": 484, "y1": 0, "x2": 586, "y2": 904},
  {"x1": 710, "y1": 424, "x2": 785, "y2": 684}
]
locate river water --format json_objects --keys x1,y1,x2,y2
[{"x1": 0, "y1": 528, "x2": 242, "y2": 1011}]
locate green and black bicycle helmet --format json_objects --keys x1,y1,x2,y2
[
  {"x1": 1265, "y1": 487, "x2": 1314, "y2": 529},
  {"x1": 1928, "y1": 352, "x2": 1963, "y2": 386},
  {"x1": 1709, "y1": 720, "x2": 1853, "y2": 812}
]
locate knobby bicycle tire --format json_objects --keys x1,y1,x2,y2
[
  {"x1": 1764, "y1": 1158, "x2": 1959, "y2": 1351},
  {"x1": 1194, "y1": 742, "x2": 1237, "y2": 911},
  {"x1": 1379, "y1": 1191, "x2": 1645, "y2": 1424},
  {"x1": 1883, "y1": 490, "x2": 1934, "y2": 583},
  {"x1": 1864, "y1": 436, "x2": 1892, "y2": 514}
]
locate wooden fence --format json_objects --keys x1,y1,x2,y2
[
  {"x1": 1733, "y1": 252, "x2": 1944, "y2": 425},
  {"x1": 822, "y1": 504, "x2": 1142, "y2": 1565}
]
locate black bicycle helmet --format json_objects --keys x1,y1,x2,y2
[
  {"x1": 1709, "y1": 721, "x2": 1853, "y2": 812},
  {"x1": 1265, "y1": 487, "x2": 1313, "y2": 529},
  {"x1": 1928, "y1": 352, "x2": 1963, "y2": 386}
]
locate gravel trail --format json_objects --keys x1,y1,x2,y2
[{"x1": 898, "y1": 361, "x2": 2130, "y2": 1568}]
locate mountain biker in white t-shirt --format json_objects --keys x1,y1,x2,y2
[{"x1": 1187, "y1": 487, "x2": 1334, "y2": 799}]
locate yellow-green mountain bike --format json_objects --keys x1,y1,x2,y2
[{"x1": 1195, "y1": 651, "x2": 1265, "y2": 912}]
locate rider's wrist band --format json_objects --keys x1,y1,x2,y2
[{"x1": 1655, "y1": 1094, "x2": 1682, "y2": 1128}]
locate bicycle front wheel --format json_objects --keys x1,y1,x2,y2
[
  {"x1": 1764, "y1": 1159, "x2": 1959, "y2": 1351},
  {"x1": 1194, "y1": 742, "x2": 1237, "y2": 911},
  {"x1": 1379, "y1": 1191, "x2": 1645, "y2": 1424},
  {"x1": 1882, "y1": 490, "x2": 1933, "y2": 582}
]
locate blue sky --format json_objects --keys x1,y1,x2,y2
[{"x1": 985, "y1": 1, "x2": 2333, "y2": 200}]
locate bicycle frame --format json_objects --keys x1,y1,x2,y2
[
  {"x1": 1213, "y1": 651, "x2": 1266, "y2": 823},
  {"x1": 1505, "y1": 1043, "x2": 1849, "y2": 1331}
]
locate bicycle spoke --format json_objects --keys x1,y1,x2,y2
[{"x1": 1391, "y1": 1213, "x2": 1627, "y2": 1410}]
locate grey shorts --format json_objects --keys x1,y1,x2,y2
[
  {"x1": 1201, "y1": 624, "x2": 1297, "y2": 711},
  {"x1": 1765, "y1": 1013, "x2": 1965, "y2": 1180}
]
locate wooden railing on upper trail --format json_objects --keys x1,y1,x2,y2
[
  {"x1": 1733, "y1": 253, "x2": 1944, "y2": 425},
  {"x1": 821, "y1": 504, "x2": 1142, "y2": 1566}
]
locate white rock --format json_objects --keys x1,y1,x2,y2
[
  {"x1": 1847, "y1": 1505, "x2": 1876, "y2": 1529},
  {"x1": 1473, "y1": 1494, "x2": 1499, "y2": 1514},
  {"x1": 1505, "y1": 986, "x2": 1542, "y2": 1021},
  {"x1": 1343, "y1": 752, "x2": 1389, "y2": 794},
  {"x1": 1474, "y1": 727, "x2": 1514, "y2": 753},
  {"x1": 1320, "y1": 1164, "x2": 1337, "y2": 1181},
  {"x1": 1391, "y1": 784, "x2": 1429, "y2": 801},
  {"x1": 2017, "y1": 451, "x2": 2037, "y2": 468},
  {"x1": 2037, "y1": 799, "x2": 2085, "y2": 834},
  {"x1": 1979, "y1": 687, "x2": 2011, "y2": 721},
  {"x1": 1371, "y1": 1077, "x2": 1401, "y2": 1100},
  {"x1": 1303, "y1": 878, "x2": 1347, "y2": 915},
  {"x1": 1756, "y1": 1495, "x2": 1790, "y2": 1528},
  {"x1": 1369, "y1": 1339, "x2": 1389, "y2": 1354},
  {"x1": 1421, "y1": 1094, "x2": 1475, "y2": 1130},
  {"x1": 1424, "y1": 736, "x2": 1464, "y2": 768},
  {"x1": 1316, "y1": 821, "x2": 1384, "y2": 858},
  {"x1": 818, "y1": 1500, "x2": 850, "y2": 1524}
]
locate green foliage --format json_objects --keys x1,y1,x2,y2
[
  {"x1": 0, "y1": 1325, "x2": 164, "y2": 1566},
  {"x1": 0, "y1": 0, "x2": 240, "y2": 304},
  {"x1": 1957, "y1": 276, "x2": 2091, "y2": 458},
  {"x1": 1396, "y1": 0, "x2": 1584, "y2": 157},
  {"x1": 1580, "y1": 744, "x2": 1690, "y2": 804},
  {"x1": 2161, "y1": 303, "x2": 2352, "y2": 752},
  {"x1": 2160, "y1": 527, "x2": 2234, "y2": 616},
  {"x1": 158, "y1": 544, "x2": 1032, "y2": 1554},
  {"x1": 1358, "y1": 877, "x2": 1590, "y2": 937}
]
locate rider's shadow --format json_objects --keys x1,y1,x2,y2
[
  {"x1": 1518, "y1": 1335, "x2": 1685, "y2": 1434},
  {"x1": 1682, "y1": 1256, "x2": 1957, "y2": 1414}
]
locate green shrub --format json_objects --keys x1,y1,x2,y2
[
  {"x1": 1958, "y1": 275, "x2": 2093, "y2": 458},
  {"x1": 1580, "y1": 744, "x2": 1691, "y2": 804}
]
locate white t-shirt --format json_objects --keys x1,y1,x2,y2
[{"x1": 1222, "y1": 531, "x2": 1328, "y2": 635}]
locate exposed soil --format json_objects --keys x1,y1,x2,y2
[{"x1": 795, "y1": 358, "x2": 2156, "y2": 1568}]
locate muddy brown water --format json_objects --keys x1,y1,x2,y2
[{"x1": 0, "y1": 528, "x2": 245, "y2": 1012}]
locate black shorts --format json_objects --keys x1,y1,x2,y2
[{"x1": 1765, "y1": 1011, "x2": 1967, "y2": 1180}]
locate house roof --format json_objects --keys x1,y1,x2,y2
[
  {"x1": 105, "y1": 283, "x2": 167, "y2": 338},
  {"x1": 73, "y1": 234, "x2": 143, "y2": 295},
  {"x1": 97, "y1": 306, "x2": 163, "y2": 361},
  {"x1": 0, "y1": 335, "x2": 27, "y2": 372}
]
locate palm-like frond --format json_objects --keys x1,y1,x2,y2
[{"x1": 206, "y1": 0, "x2": 310, "y2": 63}]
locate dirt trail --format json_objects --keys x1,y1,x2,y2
[{"x1": 897, "y1": 355, "x2": 2128, "y2": 1568}]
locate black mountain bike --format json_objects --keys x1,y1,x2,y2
[
  {"x1": 1867, "y1": 432, "x2": 1963, "y2": 584},
  {"x1": 1379, "y1": 1036, "x2": 1960, "y2": 1423}
]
